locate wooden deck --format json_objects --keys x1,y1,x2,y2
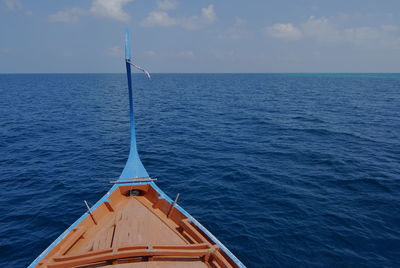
[
  {"x1": 35, "y1": 184, "x2": 239, "y2": 268},
  {"x1": 107, "y1": 261, "x2": 207, "y2": 267}
]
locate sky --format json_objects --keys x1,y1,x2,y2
[{"x1": 1, "y1": 0, "x2": 400, "y2": 73}]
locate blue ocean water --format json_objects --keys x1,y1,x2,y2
[{"x1": 0, "y1": 73, "x2": 399, "y2": 267}]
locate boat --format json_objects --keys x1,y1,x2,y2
[{"x1": 29, "y1": 30, "x2": 245, "y2": 268}]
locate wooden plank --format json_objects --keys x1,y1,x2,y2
[
  {"x1": 212, "y1": 251, "x2": 231, "y2": 268},
  {"x1": 180, "y1": 219, "x2": 208, "y2": 244},
  {"x1": 101, "y1": 260, "x2": 208, "y2": 268},
  {"x1": 50, "y1": 247, "x2": 212, "y2": 268},
  {"x1": 56, "y1": 228, "x2": 86, "y2": 256}
]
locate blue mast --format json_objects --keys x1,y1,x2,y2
[{"x1": 120, "y1": 29, "x2": 149, "y2": 179}]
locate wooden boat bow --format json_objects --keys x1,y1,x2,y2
[{"x1": 29, "y1": 30, "x2": 245, "y2": 268}]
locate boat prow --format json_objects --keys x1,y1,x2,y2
[
  {"x1": 29, "y1": 29, "x2": 244, "y2": 267},
  {"x1": 30, "y1": 181, "x2": 243, "y2": 267}
]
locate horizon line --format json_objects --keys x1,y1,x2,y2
[{"x1": 1, "y1": 72, "x2": 400, "y2": 75}]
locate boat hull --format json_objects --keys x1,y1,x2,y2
[{"x1": 29, "y1": 182, "x2": 244, "y2": 268}]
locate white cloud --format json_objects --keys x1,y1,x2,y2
[
  {"x1": 176, "y1": 4, "x2": 216, "y2": 30},
  {"x1": 265, "y1": 16, "x2": 400, "y2": 50},
  {"x1": 343, "y1": 25, "x2": 400, "y2": 49},
  {"x1": 140, "y1": 0, "x2": 179, "y2": 27},
  {"x1": 157, "y1": 0, "x2": 177, "y2": 11},
  {"x1": 265, "y1": 23, "x2": 302, "y2": 40},
  {"x1": 301, "y1": 16, "x2": 340, "y2": 42},
  {"x1": 301, "y1": 16, "x2": 400, "y2": 49},
  {"x1": 3, "y1": 0, "x2": 22, "y2": 10},
  {"x1": 48, "y1": 8, "x2": 86, "y2": 23},
  {"x1": 141, "y1": 3, "x2": 216, "y2": 30},
  {"x1": 218, "y1": 17, "x2": 250, "y2": 40},
  {"x1": 344, "y1": 27, "x2": 379, "y2": 41},
  {"x1": 47, "y1": 0, "x2": 133, "y2": 23},
  {"x1": 201, "y1": 4, "x2": 216, "y2": 23},
  {"x1": 141, "y1": 10, "x2": 176, "y2": 27},
  {"x1": 90, "y1": 0, "x2": 133, "y2": 22}
]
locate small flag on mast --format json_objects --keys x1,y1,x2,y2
[{"x1": 127, "y1": 59, "x2": 151, "y2": 79}]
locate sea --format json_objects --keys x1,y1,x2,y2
[{"x1": 0, "y1": 73, "x2": 399, "y2": 267}]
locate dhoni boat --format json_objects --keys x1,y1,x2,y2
[{"x1": 29, "y1": 30, "x2": 245, "y2": 268}]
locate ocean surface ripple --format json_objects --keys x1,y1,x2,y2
[{"x1": 1, "y1": 73, "x2": 400, "y2": 267}]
